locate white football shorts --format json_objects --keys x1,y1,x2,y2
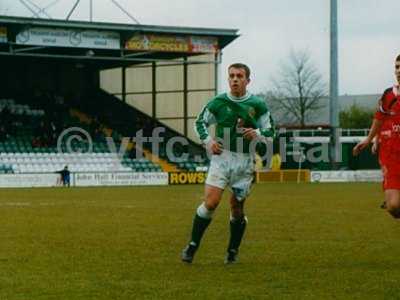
[{"x1": 205, "y1": 150, "x2": 255, "y2": 201}]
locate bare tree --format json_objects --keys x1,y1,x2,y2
[{"x1": 261, "y1": 49, "x2": 327, "y2": 127}]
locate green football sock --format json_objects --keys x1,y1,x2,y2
[
  {"x1": 227, "y1": 216, "x2": 247, "y2": 251},
  {"x1": 190, "y1": 214, "x2": 212, "y2": 247}
]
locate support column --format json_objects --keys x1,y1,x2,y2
[
  {"x1": 152, "y1": 62, "x2": 156, "y2": 119},
  {"x1": 329, "y1": 0, "x2": 340, "y2": 168},
  {"x1": 183, "y1": 57, "x2": 188, "y2": 137},
  {"x1": 122, "y1": 66, "x2": 126, "y2": 103}
]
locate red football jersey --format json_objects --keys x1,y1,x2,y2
[{"x1": 375, "y1": 85, "x2": 400, "y2": 167}]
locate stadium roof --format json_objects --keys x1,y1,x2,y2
[{"x1": 0, "y1": 15, "x2": 239, "y2": 68}]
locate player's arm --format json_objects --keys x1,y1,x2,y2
[
  {"x1": 353, "y1": 94, "x2": 388, "y2": 156},
  {"x1": 243, "y1": 110, "x2": 275, "y2": 141},
  {"x1": 194, "y1": 104, "x2": 222, "y2": 154},
  {"x1": 353, "y1": 118, "x2": 382, "y2": 156},
  {"x1": 353, "y1": 91, "x2": 392, "y2": 156}
]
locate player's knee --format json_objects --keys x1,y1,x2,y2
[
  {"x1": 230, "y1": 205, "x2": 244, "y2": 220},
  {"x1": 204, "y1": 190, "x2": 222, "y2": 209},
  {"x1": 204, "y1": 195, "x2": 221, "y2": 210},
  {"x1": 230, "y1": 198, "x2": 244, "y2": 219},
  {"x1": 202, "y1": 198, "x2": 217, "y2": 210}
]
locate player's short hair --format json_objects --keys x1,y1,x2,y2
[
  {"x1": 229, "y1": 63, "x2": 250, "y2": 79},
  {"x1": 396, "y1": 54, "x2": 400, "y2": 62}
]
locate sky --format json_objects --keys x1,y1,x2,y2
[{"x1": 1, "y1": 0, "x2": 400, "y2": 96}]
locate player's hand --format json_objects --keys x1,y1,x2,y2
[
  {"x1": 242, "y1": 128, "x2": 258, "y2": 140},
  {"x1": 207, "y1": 139, "x2": 223, "y2": 155},
  {"x1": 352, "y1": 139, "x2": 370, "y2": 156}
]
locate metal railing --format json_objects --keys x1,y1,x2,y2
[{"x1": 281, "y1": 128, "x2": 370, "y2": 137}]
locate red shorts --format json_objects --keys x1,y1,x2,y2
[{"x1": 382, "y1": 165, "x2": 400, "y2": 190}]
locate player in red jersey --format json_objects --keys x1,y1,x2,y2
[{"x1": 353, "y1": 54, "x2": 400, "y2": 218}]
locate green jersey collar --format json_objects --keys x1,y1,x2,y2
[{"x1": 226, "y1": 91, "x2": 252, "y2": 102}]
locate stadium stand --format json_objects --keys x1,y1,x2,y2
[
  {"x1": 72, "y1": 89, "x2": 209, "y2": 172},
  {"x1": 0, "y1": 97, "x2": 163, "y2": 174},
  {"x1": 0, "y1": 92, "x2": 208, "y2": 174}
]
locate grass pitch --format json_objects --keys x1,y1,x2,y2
[{"x1": 0, "y1": 183, "x2": 399, "y2": 300}]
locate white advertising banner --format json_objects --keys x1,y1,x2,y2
[
  {"x1": 311, "y1": 170, "x2": 382, "y2": 183},
  {"x1": 0, "y1": 173, "x2": 59, "y2": 188},
  {"x1": 75, "y1": 172, "x2": 169, "y2": 187},
  {"x1": 16, "y1": 27, "x2": 120, "y2": 49}
]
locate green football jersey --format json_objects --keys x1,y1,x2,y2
[{"x1": 194, "y1": 92, "x2": 275, "y2": 153}]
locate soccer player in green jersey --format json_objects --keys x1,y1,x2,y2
[{"x1": 181, "y1": 63, "x2": 275, "y2": 264}]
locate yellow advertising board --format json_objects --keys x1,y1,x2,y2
[
  {"x1": 169, "y1": 172, "x2": 207, "y2": 184},
  {"x1": 125, "y1": 34, "x2": 218, "y2": 53}
]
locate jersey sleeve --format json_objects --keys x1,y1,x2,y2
[
  {"x1": 375, "y1": 88, "x2": 393, "y2": 121},
  {"x1": 254, "y1": 102, "x2": 275, "y2": 139},
  {"x1": 194, "y1": 102, "x2": 217, "y2": 144}
]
